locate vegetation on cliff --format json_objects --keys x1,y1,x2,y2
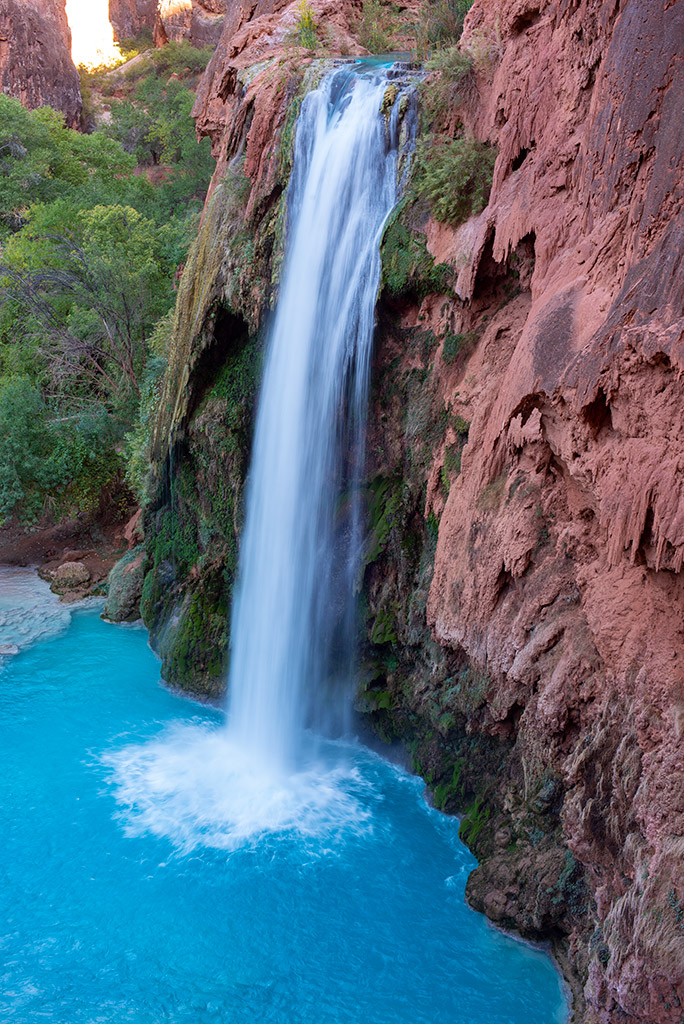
[{"x1": 0, "y1": 43, "x2": 214, "y2": 525}]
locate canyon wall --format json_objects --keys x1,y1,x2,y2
[
  {"x1": 0, "y1": 0, "x2": 81, "y2": 126},
  {"x1": 109, "y1": 0, "x2": 228, "y2": 45},
  {"x1": 108, "y1": 0, "x2": 158, "y2": 40},
  {"x1": 131, "y1": 0, "x2": 684, "y2": 1019}
]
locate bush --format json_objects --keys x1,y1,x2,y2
[
  {"x1": 149, "y1": 41, "x2": 214, "y2": 79},
  {"x1": 426, "y1": 44, "x2": 473, "y2": 81},
  {"x1": 291, "y1": 0, "x2": 318, "y2": 50},
  {"x1": 359, "y1": 0, "x2": 391, "y2": 53},
  {"x1": 0, "y1": 378, "x2": 121, "y2": 522},
  {"x1": 421, "y1": 45, "x2": 474, "y2": 126},
  {"x1": 416, "y1": 0, "x2": 474, "y2": 56},
  {"x1": 414, "y1": 134, "x2": 497, "y2": 225}
]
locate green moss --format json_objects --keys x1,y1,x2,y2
[
  {"x1": 162, "y1": 577, "x2": 229, "y2": 687},
  {"x1": 442, "y1": 330, "x2": 477, "y2": 364},
  {"x1": 365, "y1": 475, "x2": 403, "y2": 565},
  {"x1": 140, "y1": 562, "x2": 164, "y2": 626},
  {"x1": 414, "y1": 134, "x2": 497, "y2": 226},
  {"x1": 433, "y1": 759, "x2": 466, "y2": 810},
  {"x1": 459, "y1": 792, "x2": 493, "y2": 848},
  {"x1": 371, "y1": 606, "x2": 398, "y2": 645},
  {"x1": 380, "y1": 204, "x2": 451, "y2": 297}
]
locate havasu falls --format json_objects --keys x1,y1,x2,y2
[
  {"x1": 2, "y1": 0, "x2": 682, "y2": 1021},
  {"x1": 0, "y1": 64, "x2": 568, "y2": 1023}
]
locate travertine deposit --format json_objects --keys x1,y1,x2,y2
[{"x1": 420, "y1": 2, "x2": 684, "y2": 1020}]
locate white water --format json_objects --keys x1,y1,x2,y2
[{"x1": 227, "y1": 65, "x2": 413, "y2": 774}]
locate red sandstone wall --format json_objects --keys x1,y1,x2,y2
[
  {"x1": 423, "y1": 1, "x2": 684, "y2": 1018},
  {"x1": 0, "y1": 0, "x2": 82, "y2": 126}
]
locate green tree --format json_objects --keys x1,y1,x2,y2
[{"x1": 1, "y1": 205, "x2": 175, "y2": 416}]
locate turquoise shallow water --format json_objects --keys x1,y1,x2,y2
[{"x1": 0, "y1": 578, "x2": 567, "y2": 1023}]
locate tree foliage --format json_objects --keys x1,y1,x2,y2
[{"x1": 0, "y1": 51, "x2": 215, "y2": 524}]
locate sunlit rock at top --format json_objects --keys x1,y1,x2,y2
[{"x1": 65, "y1": 0, "x2": 122, "y2": 67}]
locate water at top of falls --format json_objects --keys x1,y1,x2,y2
[{"x1": 226, "y1": 65, "x2": 415, "y2": 774}]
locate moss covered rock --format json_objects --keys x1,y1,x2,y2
[{"x1": 103, "y1": 547, "x2": 149, "y2": 622}]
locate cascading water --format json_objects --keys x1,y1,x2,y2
[{"x1": 227, "y1": 64, "x2": 415, "y2": 774}]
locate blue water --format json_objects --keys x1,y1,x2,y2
[{"x1": 0, "y1": 584, "x2": 567, "y2": 1023}]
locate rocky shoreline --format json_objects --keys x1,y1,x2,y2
[{"x1": 0, "y1": 510, "x2": 140, "y2": 603}]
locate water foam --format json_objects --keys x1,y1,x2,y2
[{"x1": 104, "y1": 724, "x2": 375, "y2": 854}]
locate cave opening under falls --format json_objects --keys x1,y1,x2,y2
[{"x1": 0, "y1": 62, "x2": 569, "y2": 1023}]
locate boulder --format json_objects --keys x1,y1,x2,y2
[
  {"x1": 103, "y1": 547, "x2": 148, "y2": 622},
  {"x1": 51, "y1": 561, "x2": 91, "y2": 591}
]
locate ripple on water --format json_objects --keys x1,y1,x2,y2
[{"x1": 0, "y1": 566, "x2": 72, "y2": 668}]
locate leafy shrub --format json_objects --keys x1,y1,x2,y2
[
  {"x1": 117, "y1": 29, "x2": 154, "y2": 60},
  {"x1": 0, "y1": 60, "x2": 216, "y2": 526},
  {"x1": 415, "y1": 134, "x2": 497, "y2": 225},
  {"x1": 149, "y1": 41, "x2": 214, "y2": 78},
  {"x1": 426, "y1": 44, "x2": 473, "y2": 81},
  {"x1": 359, "y1": 0, "x2": 391, "y2": 53},
  {"x1": 0, "y1": 377, "x2": 120, "y2": 522},
  {"x1": 420, "y1": 46, "x2": 474, "y2": 126},
  {"x1": 462, "y1": 21, "x2": 503, "y2": 72},
  {"x1": 291, "y1": 0, "x2": 318, "y2": 50},
  {"x1": 0, "y1": 96, "x2": 137, "y2": 238},
  {"x1": 416, "y1": 0, "x2": 474, "y2": 56}
]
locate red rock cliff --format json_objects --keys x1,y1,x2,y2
[
  {"x1": 0, "y1": 0, "x2": 81, "y2": 126},
  {"x1": 420, "y1": 0, "x2": 683, "y2": 1019},
  {"x1": 108, "y1": 0, "x2": 158, "y2": 40},
  {"x1": 109, "y1": 0, "x2": 228, "y2": 45}
]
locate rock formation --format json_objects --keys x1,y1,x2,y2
[
  {"x1": 109, "y1": 0, "x2": 228, "y2": 46},
  {"x1": 0, "y1": 0, "x2": 81, "y2": 126},
  {"x1": 420, "y1": 2, "x2": 684, "y2": 1019},
  {"x1": 133, "y1": 0, "x2": 684, "y2": 1018},
  {"x1": 108, "y1": 0, "x2": 158, "y2": 40},
  {"x1": 155, "y1": 0, "x2": 228, "y2": 46}
]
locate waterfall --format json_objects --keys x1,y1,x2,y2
[{"x1": 226, "y1": 64, "x2": 413, "y2": 774}]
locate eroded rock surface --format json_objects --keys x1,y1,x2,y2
[
  {"x1": 154, "y1": 0, "x2": 228, "y2": 46},
  {"x1": 0, "y1": 0, "x2": 81, "y2": 125},
  {"x1": 109, "y1": 0, "x2": 228, "y2": 46},
  {"x1": 108, "y1": 0, "x2": 158, "y2": 40},
  {"x1": 411, "y1": 0, "x2": 683, "y2": 1019}
]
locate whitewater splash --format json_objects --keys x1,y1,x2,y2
[
  {"x1": 109, "y1": 63, "x2": 416, "y2": 850},
  {"x1": 105, "y1": 724, "x2": 377, "y2": 853}
]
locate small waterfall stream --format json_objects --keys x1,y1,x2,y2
[{"x1": 227, "y1": 64, "x2": 413, "y2": 773}]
